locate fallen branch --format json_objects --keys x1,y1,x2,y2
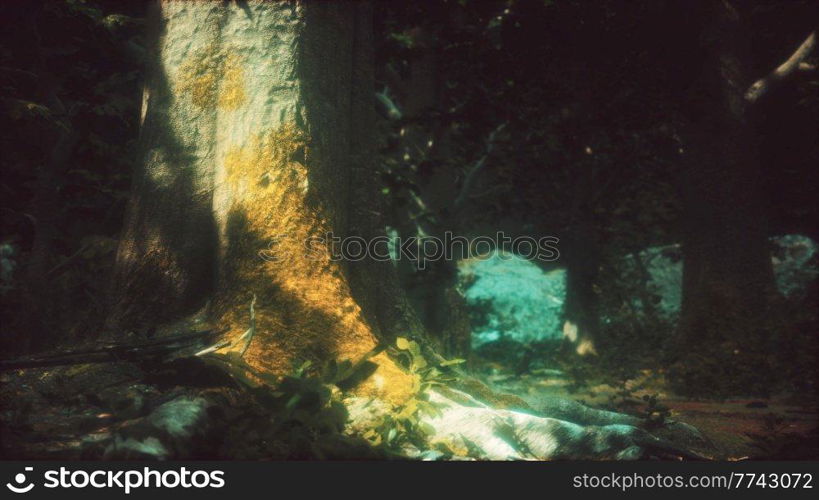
[{"x1": 0, "y1": 329, "x2": 224, "y2": 371}]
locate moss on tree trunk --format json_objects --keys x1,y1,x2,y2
[{"x1": 109, "y1": 0, "x2": 419, "y2": 405}]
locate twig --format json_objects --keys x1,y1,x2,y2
[
  {"x1": 453, "y1": 122, "x2": 508, "y2": 210},
  {"x1": 47, "y1": 242, "x2": 92, "y2": 276},
  {"x1": 376, "y1": 87, "x2": 402, "y2": 120},
  {"x1": 195, "y1": 294, "x2": 256, "y2": 358},
  {"x1": 237, "y1": 294, "x2": 256, "y2": 357}
]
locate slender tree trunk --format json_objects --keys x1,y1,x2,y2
[
  {"x1": 674, "y1": 0, "x2": 778, "y2": 392},
  {"x1": 562, "y1": 218, "x2": 600, "y2": 356},
  {"x1": 382, "y1": 26, "x2": 472, "y2": 359},
  {"x1": 109, "y1": 0, "x2": 417, "y2": 404},
  {"x1": 558, "y1": 114, "x2": 600, "y2": 356}
]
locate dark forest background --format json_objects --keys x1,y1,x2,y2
[{"x1": 1, "y1": 0, "x2": 817, "y2": 400}]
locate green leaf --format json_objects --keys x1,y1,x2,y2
[
  {"x1": 285, "y1": 393, "x2": 302, "y2": 411},
  {"x1": 419, "y1": 422, "x2": 436, "y2": 436},
  {"x1": 439, "y1": 358, "x2": 466, "y2": 367},
  {"x1": 408, "y1": 341, "x2": 422, "y2": 357}
]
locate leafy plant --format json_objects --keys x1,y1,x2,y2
[
  {"x1": 357, "y1": 337, "x2": 465, "y2": 456},
  {"x1": 743, "y1": 413, "x2": 798, "y2": 459},
  {"x1": 638, "y1": 393, "x2": 671, "y2": 430},
  {"x1": 206, "y1": 354, "x2": 388, "y2": 459}
]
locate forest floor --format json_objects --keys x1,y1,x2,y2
[
  {"x1": 478, "y1": 365, "x2": 819, "y2": 460},
  {"x1": 2, "y1": 357, "x2": 817, "y2": 460}
]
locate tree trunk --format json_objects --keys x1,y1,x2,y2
[
  {"x1": 109, "y1": 0, "x2": 417, "y2": 404},
  {"x1": 558, "y1": 117, "x2": 600, "y2": 357},
  {"x1": 561, "y1": 218, "x2": 600, "y2": 356},
  {"x1": 674, "y1": 0, "x2": 778, "y2": 392},
  {"x1": 380, "y1": 26, "x2": 472, "y2": 360}
]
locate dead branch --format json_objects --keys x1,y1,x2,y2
[
  {"x1": 453, "y1": 122, "x2": 508, "y2": 211},
  {"x1": 745, "y1": 30, "x2": 817, "y2": 104},
  {"x1": 0, "y1": 329, "x2": 224, "y2": 371}
]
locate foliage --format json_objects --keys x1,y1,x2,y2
[
  {"x1": 744, "y1": 414, "x2": 819, "y2": 460},
  {"x1": 238, "y1": 360, "x2": 356, "y2": 458},
  {"x1": 197, "y1": 352, "x2": 385, "y2": 459},
  {"x1": 0, "y1": 0, "x2": 143, "y2": 351},
  {"x1": 637, "y1": 394, "x2": 671, "y2": 430},
  {"x1": 198, "y1": 333, "x2": 470, "y2": 459},
  {"x1": 357, "y1": 337, "x2": 464, "y2": 455}
]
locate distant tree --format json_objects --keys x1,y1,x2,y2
[{"x1": 671, "y1": 1, "x2": 816, "y2": 393}]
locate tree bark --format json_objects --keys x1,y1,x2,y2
[
  {"x1": 109, "y1": 0, "x2": 416, "y2": 404},
  {"x1": 674, "y1": 0, "x2": 778, "y2": 391},
  {"x1": 379, "y1": 25, "x2": 473, "y2": 359},
  {"x1": 561, "y1": 221, "x2": 600, "y2": 356}
]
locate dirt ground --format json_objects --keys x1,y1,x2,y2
[
  {"x1": 482, "y1": 369, "x2": 819, "y2": 460},
  {"x1": 2, "y1": 361, "x2": 817, "y2": 460}
]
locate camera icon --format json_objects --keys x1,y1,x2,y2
[{"x1": 6, "y1": 467, "x2": 35, "y2": 494}]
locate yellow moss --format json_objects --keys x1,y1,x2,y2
[
  {"x1": 176, "y1": 43, "x2": 246, "y2": 110},
  {"x1": 215, "y1": 123, "x2": 413, "y2": 406},
  {"x1": 451, "y1": 377, "x2": 533, "y2": 411},
  {"x1": 218, "y1": 54, "x2": 246, "y2": 109}
]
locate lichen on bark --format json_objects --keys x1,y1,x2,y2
[{"x1": 176, "y1": 43, "x2": 246, "y2": 110}]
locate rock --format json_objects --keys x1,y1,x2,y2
[
  {"x1": 344, "y1": 396, "x2": 394, "y2": 436},
  {"x1": 421, "y1": 389, "x2": 696, "y2": 460},
  {"x1": 102, "y1": 395, "x2": 213, "y2": 460},
  {"x1": 97, "y1": 384, "x2": 159, "y2": 421},
  {"x1": 105, "y1": 436, "x2": 170, "y2": 460},
  {"x1": 458, "y1": 236, "x2": 817, "y2": 351},
  {"x1": 458, "y1": 251, "x2": 566, "y2": 348},
  {"x1": 345, "y1": 388, "x2": 704, "y2": 460},
  {"x1": 145, "y1": 396, "x2": 209, "y2": 440}
]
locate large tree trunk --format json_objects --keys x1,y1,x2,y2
[
  {"x1": 109, "y1": 0, "x2": 418, "y2": 404},
  {"x1": 673, "y1": 0, "x2": 778, "y2": 392}
]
